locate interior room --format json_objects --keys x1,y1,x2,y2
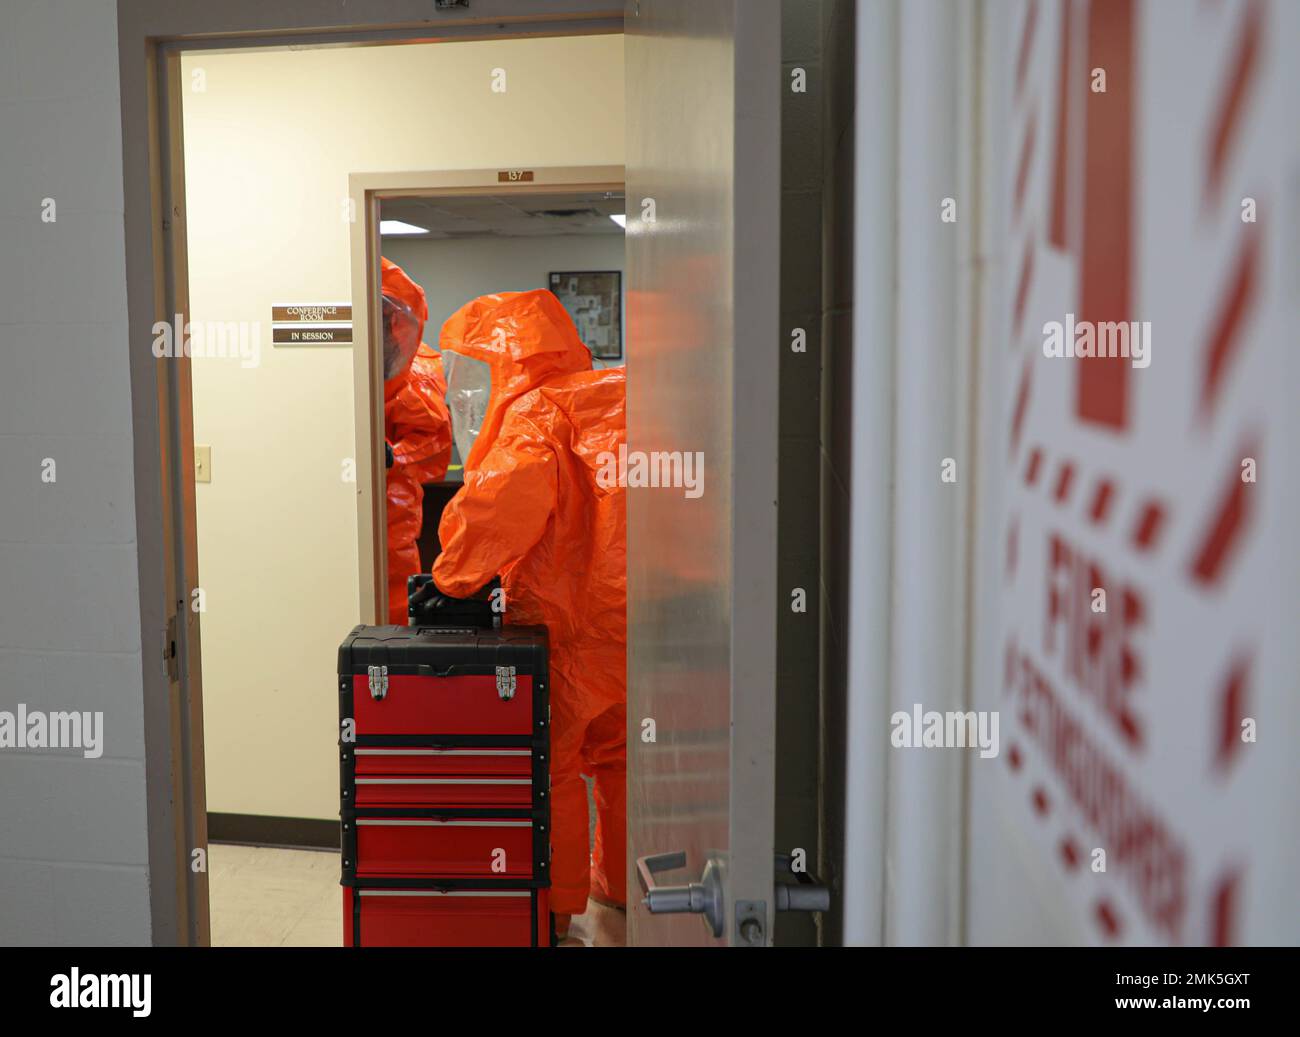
[{"x1": 181, "y1": 33, "x2": 626, "y2": 947}]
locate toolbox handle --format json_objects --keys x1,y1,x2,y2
[
  {"x1": 400, "y1": 663, "x2": 489, "y2": 678},
  {"x1": 361, "y1": 663, "x2": 531, "y2": 679}
]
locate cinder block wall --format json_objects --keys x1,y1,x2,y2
[{"x1": 0, "y1": 0, "x2": 151, "y2": 945}]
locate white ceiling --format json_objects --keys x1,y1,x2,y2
[{"x1": 380, "y1": 191, "x2": 626, "y2": 239}]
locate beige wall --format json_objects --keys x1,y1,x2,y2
[
  {"x1": 382, "y1": 233, "x2": 625, "y2": 369},
  {"x1": 182, "y1": 35, "x2": 624, "y2": 820}
]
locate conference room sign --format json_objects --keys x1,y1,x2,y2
[{"x1": 271, "y1": 302, "x2": 353, "y2": 345}]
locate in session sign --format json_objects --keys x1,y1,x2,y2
[{"x1": 271, "y1": 302, "x2": 352, "y2": 345}]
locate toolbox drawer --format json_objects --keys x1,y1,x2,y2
[
  {"x1": 344, "y1": 886, "x2": 550, "y2": 948},
  {"x1": 355, "y1": 817, "x2": 536, "y2": 878},
  {"x1": 354, "y1": 747, "x2": 533, "y2": 777},
  {"x1": 352, "y1": 673, "x2": 535, "y2": 737},
  {"x1": 353, "y1": 748, "x2": 534, "y2": 807}
]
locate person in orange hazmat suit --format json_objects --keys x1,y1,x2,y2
[
  {"x1": 381, "y1": 257, "x2": 452, "y2": 625},
  {"x1": 425, "y1": 290, "x2": 626, "y2": 934}
]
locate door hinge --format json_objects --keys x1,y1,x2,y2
[
  {"x1": 496, "y1": 665, "x2": 517, "y2": 700},
  {"x1": 367, "y1": 664, "x2": 389, "y2": 700},
  {"x1": 163, "y1": 614, "x2": 179, "y2": 682}
]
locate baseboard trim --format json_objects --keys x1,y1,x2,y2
[{"x1": 207, "y1": 813, "x2": 340, "y2": 851}]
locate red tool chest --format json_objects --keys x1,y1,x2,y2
[{"x1": 338, "y1": 623, "x2": 551, "y2": 947}]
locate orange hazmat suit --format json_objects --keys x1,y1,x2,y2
[
  {"x1": 381, "y1": 258, "x2": 452, "y2": 624},
  {"x1": 432, "y1": 290, "x2": 627, "y2": 917}
]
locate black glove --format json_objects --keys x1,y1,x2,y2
[
  {"x1": 407, "y1": 574, "x2": 502, "y2": 627},
  {"x1": 407, "y1": 576, "x2": 451, "y2": 613},
  {"x1": 385, "y1": 441, "x2": 395, "y2": 470}
]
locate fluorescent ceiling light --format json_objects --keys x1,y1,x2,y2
[
  {"x1": 609, "y1": 214, "x2": 626, "y2": 228},
  {"x1": 380, "y1": 219, "x2": 429, "y2": 236}
]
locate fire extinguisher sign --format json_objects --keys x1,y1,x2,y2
[{"x1": 994, "y1": 0, "x2": 1299, "y2": 946}]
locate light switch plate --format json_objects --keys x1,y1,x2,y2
[{"x1": 195, "y1": 445, "x2": 212, "y2": 483}]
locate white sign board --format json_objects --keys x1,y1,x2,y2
[{"x1": 990, "y1": 0, "x2": 1299, "y2": 945}]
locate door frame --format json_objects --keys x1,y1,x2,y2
[
  {"x1": 349, "y1": 167, "x2": 625, "y2": 624},
  {"x1": 116, "y1": 0, "x2": 622, "y2": 947}
]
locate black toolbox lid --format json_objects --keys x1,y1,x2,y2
[{"x1": 338, "y1": 624, "x2": 548, "y2": 676}]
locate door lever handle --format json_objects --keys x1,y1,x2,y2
[
  {"x1": 636, "y1": 851, "x2": 725, "y2": 937},
  {"x1": 635, "y1": 851, "x2": 828, "y2": 940}
]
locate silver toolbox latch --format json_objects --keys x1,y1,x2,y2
[
  {"x1": 495, "y1": 665, "x2": 517, "y2": 700},
  {"x1": 367, "y1": 664, "x2": 388, "y2": 700}
]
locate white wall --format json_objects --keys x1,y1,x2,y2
[
  {"x1": 0, "y1": 0, "x2": 151, "y2": 945},
  {"x1": 181, "y1": 36, "x2": 624, "y2": 821},
  {"x1": 382, "y1": 233, "x2": 625, "y2": 369},
  {"x1": 964, "y1": 0, "x2": 1300, "y2": 947}
]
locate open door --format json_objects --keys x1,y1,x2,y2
[
  {"x1": 626, "y1": 0, "x2": 785, "y2": 946},
  {"x1": 346, "y1": 167, "x2": 625, "y2": 625}
]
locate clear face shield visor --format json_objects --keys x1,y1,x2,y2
[
  {"x1": 382, "y1": 292, "x2": 422, "y2": 381},
  {"x1": 442, "y1": 349, "x2": 492, "y2": 465}
]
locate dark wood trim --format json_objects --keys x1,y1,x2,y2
[{"x1": 208, "y1": 813, "x2": 341, "y2": 851}]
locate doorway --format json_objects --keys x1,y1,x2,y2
[
  {"x1": 347, "y1": 171, "x2": 626, "y2": 624},
  {"x1": 163, "y1": 26, "x2": 624, "y2": 946},
  {"x1": 374, "y1": 186, "x2": 626, "y2": 579},
  {"x1": 121, "y1": 0, "x2": 782, "y2": 949}
]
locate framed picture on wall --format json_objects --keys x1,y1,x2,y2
[{"x1": 548, "y1": 270, "x2": 623, "y2": 360}]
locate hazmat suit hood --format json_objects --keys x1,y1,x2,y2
[
  {"x1": 439, "y1": 290, "x2": 592, "y2": 471},
  {"x1": 380, "y1": 257, "x2": 429, "y2": 388}
]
